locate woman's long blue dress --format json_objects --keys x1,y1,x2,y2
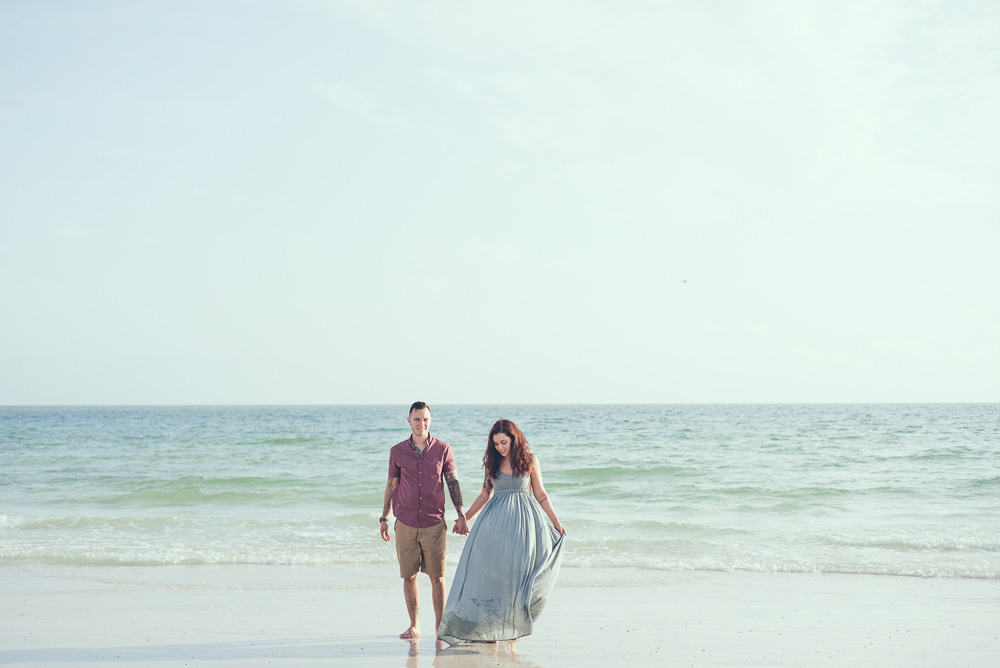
[{"x1": 437, "y1": 472, "x2": 565, "y2": 642}]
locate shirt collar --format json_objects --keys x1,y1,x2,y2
[{"x1": 407, "y1": 434, "x2": 434, "y2": 454}]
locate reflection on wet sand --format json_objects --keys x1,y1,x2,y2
[{"x1": 401, "y1": 637, "x2": 543, "y2": 668}]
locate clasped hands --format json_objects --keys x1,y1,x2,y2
[{"x1": 452, "y1": 516, "x2": 469, "y2": 535}]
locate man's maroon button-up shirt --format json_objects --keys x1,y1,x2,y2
[{"x1": 388, "y1": 435, "x2": 456, "y2": 528}]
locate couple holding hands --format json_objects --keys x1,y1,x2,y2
[{"x1": 380, "y1": 402, "x2": 566, "y2": 644}]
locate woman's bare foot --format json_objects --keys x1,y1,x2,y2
[{"x1": 399, "y1": 626, "x2": 420, "y2": 639}]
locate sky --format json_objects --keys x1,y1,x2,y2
[{"x1": 1, "y1": 0, "x2": 998, "y2": 405}]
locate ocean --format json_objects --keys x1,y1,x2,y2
[{"x1": 1, "y1": 404, "x2": 997, "y2": 581}]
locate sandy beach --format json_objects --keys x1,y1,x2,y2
[{"x1": 3, "y1": 564, "x2": 998, "y2": 667}]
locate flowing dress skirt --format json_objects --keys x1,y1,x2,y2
[{"x1": 438, "y1": 472, "x2": 564, "y2": 642}]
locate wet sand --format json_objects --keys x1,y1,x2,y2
[{"x1": 2, "y1": 564, "x2": 998, "y2": 667}]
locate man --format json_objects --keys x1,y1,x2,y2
[{"x1": 380, "y1": 401, "x2": 468, "y2": 639}]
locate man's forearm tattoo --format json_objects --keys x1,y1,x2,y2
[
  {"x1": 444, "y1": 469, "x2": 463, "y2": 511},
  {"x1": 382, "y1": 478, "x2": 395, "y2": 518}
]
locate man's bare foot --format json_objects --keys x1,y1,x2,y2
[{"x1": 399, "y1": 626, "x2": 420, "y2": 639}]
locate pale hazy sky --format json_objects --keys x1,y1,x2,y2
[{"x1": 2, "y1": 1, "x2": 998, "y2": 405}]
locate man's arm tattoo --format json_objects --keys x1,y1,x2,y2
[
  {"x1": 382, "y1": 477, "x2": 397, "y2": 518},
  {"x1": 444, "y1": 469, "x2": 463, "y2": 511}
]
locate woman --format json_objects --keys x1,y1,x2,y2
[{"x1": 437, "y1": 419, "x2": 566, "y2": 643}]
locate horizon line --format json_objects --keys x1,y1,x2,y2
[{"x1": 2, "y1": 401, "x2": 996, "y2": 408}]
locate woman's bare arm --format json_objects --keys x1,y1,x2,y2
[
  {"x1": 529, "y1": 455, "x2": 566, "y2": 534},
  {"x1": 463, "y1": 475, "x2": 494, "y2": 522}
]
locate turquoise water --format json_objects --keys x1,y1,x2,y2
[{"x1": 1, "y1": 404, "x2": 997, "y2": 579}]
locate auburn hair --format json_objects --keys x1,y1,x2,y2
[{"x1": 484, "y1": 418, "x2": 532, "y2": 479}]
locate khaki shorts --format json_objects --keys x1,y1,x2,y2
[{"x1": 394, "y1": 519, "x2": 447, "y2": 578}]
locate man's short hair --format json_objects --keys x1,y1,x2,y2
[{"x1": 409, "y1": 401, "x2": 430, "y2": 415}]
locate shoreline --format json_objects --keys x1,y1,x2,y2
[{"x1": 3, "y1": 564, "x2": 998, "y2": 667}]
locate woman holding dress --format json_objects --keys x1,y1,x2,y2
[{"x1": 437, "y1": 419, "x2": 566, "y2": 643}]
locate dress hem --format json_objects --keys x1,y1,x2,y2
[{"x1": 437, "y1": 632, "x2": 532, "y2": 645}]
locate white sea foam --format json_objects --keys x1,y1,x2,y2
[{"x1": 0, "y1": 515, "x2": 28, "y2": 530}]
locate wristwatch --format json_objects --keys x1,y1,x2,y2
[{"x1": 379, "y1": 516, "x2": 388, "y2": 523}]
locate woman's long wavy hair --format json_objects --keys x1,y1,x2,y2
[{"x1": 484, "y1": 419, "x2": 532, "y2": 479}]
